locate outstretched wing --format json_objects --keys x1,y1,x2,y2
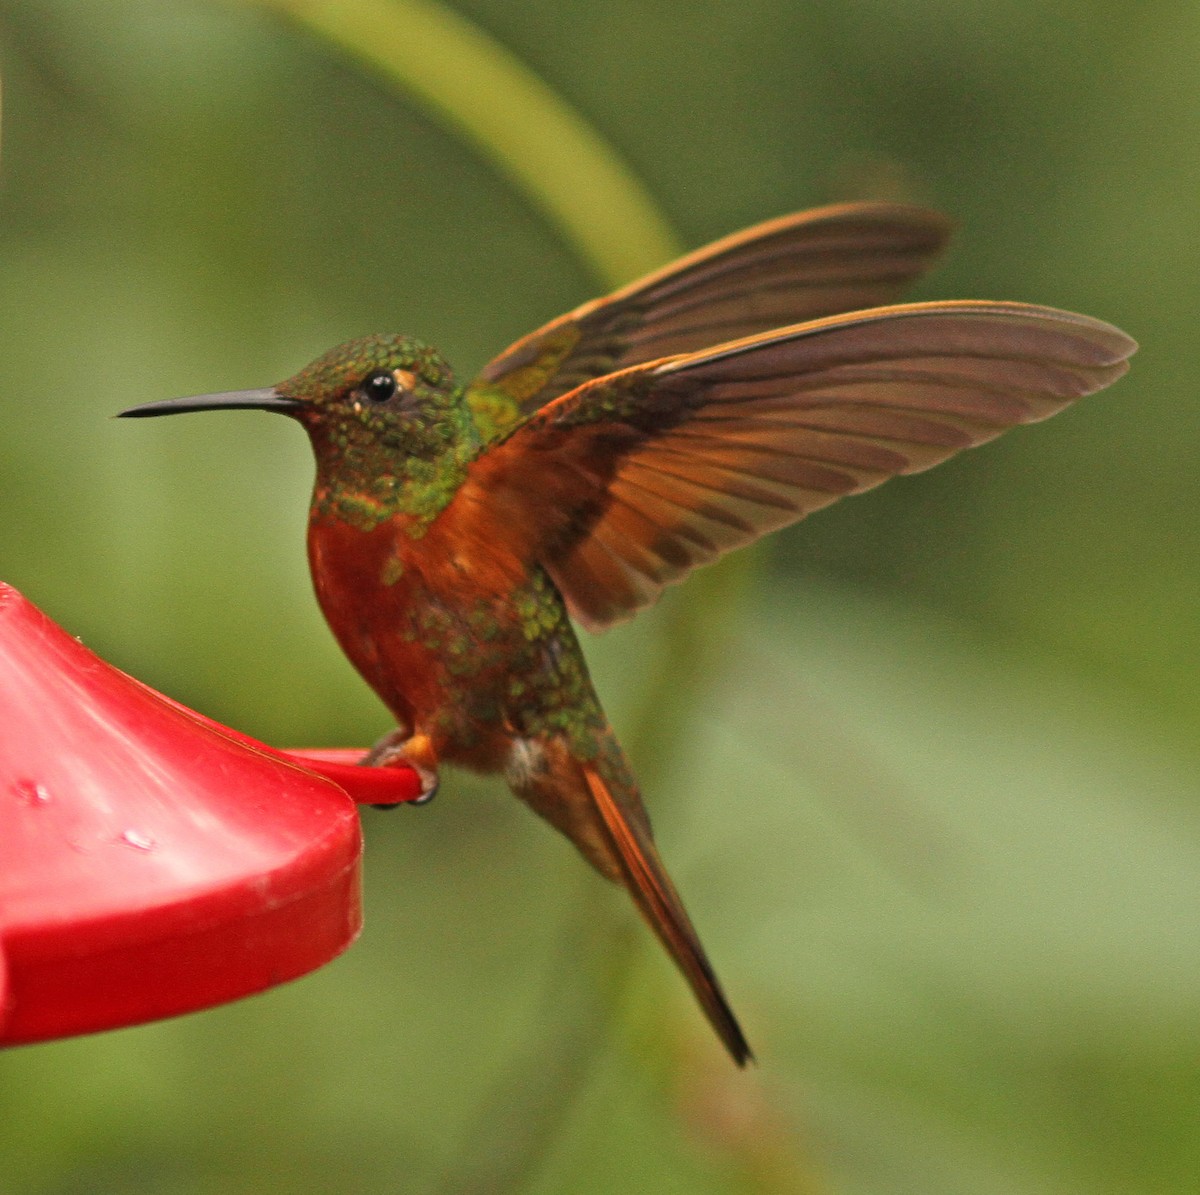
[
  {"x1": 467, "y1": 301, "x2": 1135, "y2": 632},
  {"x1": 465, "y1": 203, "x2": 952, "y2": 440}
]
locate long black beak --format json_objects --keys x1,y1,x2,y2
[{"x1": 117, "y1": 388, "x2": 303, "y2": 418}]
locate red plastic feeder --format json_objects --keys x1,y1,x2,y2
[{"x1": 0, "y1": 582, "x2": 419, "y2": 1045}]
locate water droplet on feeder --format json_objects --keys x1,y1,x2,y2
[
  {"x1": 13, "y1": 778, "x2": 51, "y2": 805},
  {"x1": 119, "y1": 829, "x2": 156, "y2": 851}
]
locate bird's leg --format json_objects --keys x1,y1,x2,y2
[{"x1": 362, "y1": 727, "x2": 440, "y2": 807}]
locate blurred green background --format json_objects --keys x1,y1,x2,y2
[{"x1": 1, "y1": 1, "x2": 1196, "y2": 1192}]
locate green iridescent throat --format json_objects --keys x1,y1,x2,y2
[{"x1": 309, "y1": 421, "x2": 477, "y2": 533}]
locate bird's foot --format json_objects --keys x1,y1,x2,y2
[
  {"x1": 362, "y1": 729, "x2": 439, "y2": 809},
  {"x1": 409, "y1": 770, "x2": 439, "y2": 806}
]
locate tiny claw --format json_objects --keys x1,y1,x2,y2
[{"x1": 410, "y1": 778, "x2": 439, "y2": 806}]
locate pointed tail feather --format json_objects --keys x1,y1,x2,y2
[{"x1": 582, "y1": 765, "x2": 753, "y2": 1066}]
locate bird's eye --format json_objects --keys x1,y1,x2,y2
[{"x1": 362, "y1": 371, "x2": 397, "y2": 403}]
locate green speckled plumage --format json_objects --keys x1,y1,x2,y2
[{"x1": 280, "y1": 338, "x2": 618, "y2": 777}]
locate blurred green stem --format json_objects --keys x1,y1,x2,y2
[{"x1": 246, "y1": 0, "x2": 680, "y2": 285}]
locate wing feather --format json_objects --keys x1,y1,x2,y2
[
  {"x1": 468, "y1": 203, "x2": 952, "y2": 435},
  {"x1": 464, "y1": 301, "x2": 1134, "y2": 631}
]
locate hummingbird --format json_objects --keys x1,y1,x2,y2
[{"x1": 120, "y1": 203, "x2": 1134, "y2": 1065}]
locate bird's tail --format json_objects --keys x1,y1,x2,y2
[
  {"x1": 581, "y1": 761, "x2": 753, "y2": 1066},
  {"x1": 509, "y1": 731, "x2": 751, "y2": 1065}
]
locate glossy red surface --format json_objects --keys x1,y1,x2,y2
[{"x1": 0, "y1": 582, "x2": 415, "y2": 1045}]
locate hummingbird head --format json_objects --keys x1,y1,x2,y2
[
  {"x1": 120, "y1": 334, "x2": 481, "y2": 528},
  {"x1": 275, "y1": 334, "x2": 470, "y2": 457}
]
